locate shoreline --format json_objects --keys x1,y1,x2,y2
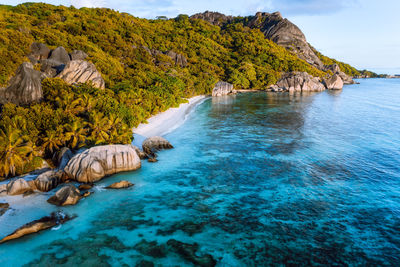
[{"x1": 132, "y1": 95, "x2": 208, "y2": 147}]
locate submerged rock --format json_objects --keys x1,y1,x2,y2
[
  {"x1": 324, "y1": 74, "x2": 344, "y2": 90},
  {"x1": 34, "y1": 170, "x2": 63, "y2": 192},
  {"x1": 270, "y1": 72, "x2": 325, "y2": 92},
  {"x1": 47, "y1": 185, "x2": 81, "y2": 206},
  {"x1": 134, "y1": 239, "x2": 167, "y2": 258},
  {"x1": 167, "y1": 239, "x2": 217, "y2": 267},
  {"x1": 6, "y1": 178, "x2": 32, "y2": 196},
  {"x1": 0, "y1": 203, "x2": 9, "y2": 217},
  {"x1": 0, "y1": 212, "x2": 75, "y2": 244},
  {"x1": 57, "y1": 60, "x2": 105, "y2": 89},
  {"x1": 0, "y1": 62, "x2": 43, "y2": 105},
  {"x1": 64, "y1": 145, "x2": 141, "y2": 183},
  {"x1": 212, "y1": 81, "x2": 235, "y2": 96},
  {"x1": 142, "y1": 136, "x2": 173, "y2": 158},
  {"x1": 105, "y1": 180, "x2": 134, "y2": 189}
]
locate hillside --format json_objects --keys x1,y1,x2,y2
[{"x1": 0, "y1": 3, "x2": 363, "y2": 178}]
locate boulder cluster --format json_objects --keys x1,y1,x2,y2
[
  {"x1": 211, "y1": 81, "x2": 236, "y2": 96},
  {"x1": 0, "y1": 43, "x2": 105, "y2": 105},
  {"x1": 139, "y1": 45, "x2": 188, "y2": 68},
  {"x1": 0, "y1": 136, "x2": 174, "y2": 242}
]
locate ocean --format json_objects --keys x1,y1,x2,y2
[{"x1": 1, "y1": 78, "x2": 400, "y2": 266}]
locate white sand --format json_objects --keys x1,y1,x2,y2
[{"x1": 132, "y1": 95, "x2": 208, "y2": 147}]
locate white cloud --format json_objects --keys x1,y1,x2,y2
[{"x1": 70, "y1": 0, "x2": 106, "y2": 8}]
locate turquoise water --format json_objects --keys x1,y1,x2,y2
[{"x1": 1, "y1": 78, "x2": 400, "y2": 266}]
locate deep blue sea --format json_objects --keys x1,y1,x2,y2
[{"x1": 1, "y1": 78, "x2": 400, "y2": 266}]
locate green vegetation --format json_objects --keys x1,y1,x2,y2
[{"x1": 0, "y1": 3, "x2": 360, "y2": 178}]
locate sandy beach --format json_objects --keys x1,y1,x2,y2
[{"x1": 132, "y1": 95, "x2": 208, "y2": 146}]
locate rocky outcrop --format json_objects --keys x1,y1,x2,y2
[
  {"x1": 57, "y1": 60, "x2": 105, "y2": 89},
  {"x1": 70, "y1": 50, "x2": 88, "y2": 60},
  {"x1": 269, "y1": 72, "x2": 325, "y2": 92},
  {"x1": 34, "y1": 170, "x2": 63, "y2": 192},
  {"x1": 247, "y1": 12, "x2": 323, "y2": 68},
  {"x1": 1, "y1": 43, "x2": 105, "y2": 105},
  {"x1": 47, "y1": 185, "x2": 81, "y2": 206},
  {"x1": 105, "y1": 180, "x2": 134, "y2": 189},
  {"x1": 323, "y1": 74, "x2": 344, "y2": 90},
  {"x1": 0, "y1": 62, "x2": 43, "y2": 105},
  {"x1": 0, "y1": 212, "x2": 75, "y2": 244},
  {"x1": 64, "y1": 145, "x2": 141, "y2": 183},
  {"x1": 53, "y1": 147, "x2": 73, "y2": 170},
  {"x1": 0, "y1": 203, "x2": 9, "y2": 217},
  {"x1": 212, "y1": 81, "x2": 235, "y2": 96},
  {"x1": 28, "y1": 42, "x2": 51, "y2": 63},
  {"x1": 140, "y1": 46, "x2": 188, "y2": 68},
  {"x1": 142, "y1": 136, "x2": 173, "y2": 158},
  {"x1": 6, "y1": 178, "x2": 32, "y2": 195},
  {"x1": 167, "y1": 239, "x2": 217, "y2": 267},
  {"x1": 78, "y1": 183, "x2": 93, "y2": 190},
  {"x1": 165, "y1": 50, "x2": 188, "y2": 67},
  {"x1": 191, "y1": 11, "x2": 234, "y2": 26},
  {"x1": 324, "y1": 64, "x2": 355, "y2": 84}
]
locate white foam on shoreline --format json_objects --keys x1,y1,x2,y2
[{"x1": 132, "y1": 95, "x2": 208, "y2": 147}]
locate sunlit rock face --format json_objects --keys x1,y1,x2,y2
[{"x1": 64, "y1": 145, "x2": 141, "y2": 183}]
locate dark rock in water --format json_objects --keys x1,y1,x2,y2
[
  {"x1": 29, "y1": 42, "x2": 50, "y2": 62},
  {"x1": 105, "y1": 180, "x2": 134, "y2": 189},
  {"x1": 0, "y1": 211, "x2": 75, "y2": 244},
  {"x1": 157, "y1": 221, "x2": 206, "y2": 236},
  {"x1": 323, "y1": 74, "x2": 344, "y2": 90},
  {"x1": 81, "y1": 191, "x2": 93, "y2": 198},
  {"x1": 212, "y1": 81, "x2": 235, "y2": 96},
  {"x1": 0, "y1": 203, "x2": 9, "y2": 217},
  {"x1": 53, "y1": 147, "x2": 74, "y2": 170},
  {"x1": 78, "y1": 183, "x2": 94, "y2": 190},
  {"x1": 6, "y1": 178, "x2": 33, "y2": 195},
  {"x1": 142, "y1": 136, "x2": 173, "y2": 158},
  {"x1": 270, "y1": 72, "x2": 325, "y2": 92},
  {"x1": 134, "y1": 239, "x2": 167, "y2": 258},
  {"x1": 34, "y1": 170, "x2": 63, "y2": 192},
  {"x1": 167, "y1": 239, "x2": 217, "y2": 267},
  {"x1": 69, "y1": 50, "x2": 88, "y2": 60},
  {"x1": 56, "y1": 60, "x2": 105, "y2": 89},
  {"x1": 64, "y1": 145, "x2": 141, "y2": 183},
  {"x1": 132, "y1": 145, "x2": 147, "y2": 159},
  {"x1": 148, "y1": 158, "x2": 158, "y2": 163},
  {"x1": 0, "y1": 62, "x2": 43, "y2": 105},
  {"x1": 135, "y1": 260, "x2": 154, "y2": 267},
  {"x1": 47, "y1": 185, "x2": 81, "y2": 206},
  {"x1": 48, "y1": 46, "x2": 70, "y2": 66}
]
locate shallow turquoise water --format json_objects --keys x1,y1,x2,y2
[{"x1": 1, "y1": 79, "x2": 400, "y2": 266}]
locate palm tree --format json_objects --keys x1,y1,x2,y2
[
  {"x1": 88, "y1": 112, "x2": 111, "y2": 145},
  {"x1": 64, "y1": 120, "x2": 88, "y2": 150},
  {"x1": 81, "y1": 93, "x2": 97, "y2": 112},
  {"x1": 0, "y1": 126, "x2": 33, "y2": 178},
  {"x1": 56, "y1": 93, "x2": 84, "y2": 115},
  {"x1": 41, "y1": 130, "x2": 63, "y2": 155}
]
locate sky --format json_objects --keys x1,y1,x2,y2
[{"x1": 2, "y1": 0, "x2": 399, "y2": 74}]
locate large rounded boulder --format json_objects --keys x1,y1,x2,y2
[
  {"x1": 64, "y1": 145, "x2": 141, "y2": 183},
  {"x1": 57, "y1": 60, "x2": 105, "y2": 89},
  {"x1": 142, "y1": 136, "x2": 173, "y2": 158},
  {"x1": 6, "y1": 178, "x2": 32, "y2": 195},
  {"x1": 324, "y1": 74, "x2": 344, "y2": 90},
  {"x1": 34, "y1": 170, "x2": 64, "y2": 192}
]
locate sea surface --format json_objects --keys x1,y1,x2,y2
[{"x1": 1, "y1": 78, "x2": 400, "y2": 266}]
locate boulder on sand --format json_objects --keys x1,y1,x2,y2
[
  {"x1": 34, "y1": 170, "x2": 64, "y2": 192},
  {"x1": 47, "y1": 185, "x2": 81, "y2": 206},
  {"x1": 106, "y1": 180, "x2": 134, "y2": 189},
  {"x1": 142, "y1": 136, "x2": 173, "y2": 158},
  {"x1": 64, "y1": 145, "x2": 141, "y2": 183},
  {"x1": 0, "y1": 212, "x2": 75, "y2": 244},
  {"x1": 212, "y1": 81, "x2": 235, "y2": 96},
  {"x1": 6, "y1": 178, "x2": 32, "y2": 196}
]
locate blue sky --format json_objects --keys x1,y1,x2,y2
[{"x1": 3, "y1": 0, "x2": 400, "y2": 74}]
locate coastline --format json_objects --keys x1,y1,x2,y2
[{"x1": 132, "y1": 95, "x2": 208, "y2": 147}]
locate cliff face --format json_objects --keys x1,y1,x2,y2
[{"x1": 191, "y1": 11, "x2": 323, "y2": 69}]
